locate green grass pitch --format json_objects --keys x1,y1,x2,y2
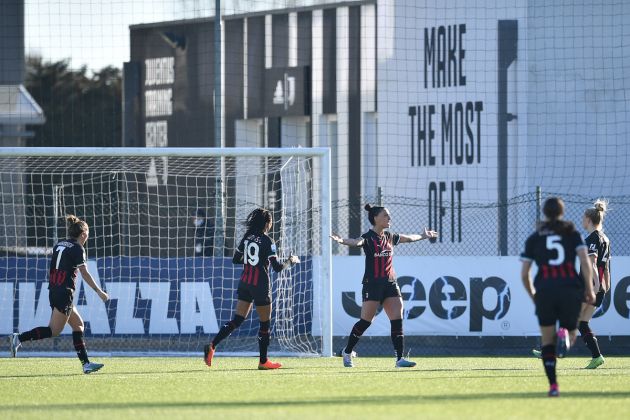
[{"x1": 1, "y1": 356, "x2": 629, "y2": 419}]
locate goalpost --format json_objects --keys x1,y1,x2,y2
[{"x1": 0, "y1": 147, "x2": 332, "y2": 357}]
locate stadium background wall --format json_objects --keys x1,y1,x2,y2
[
  {"x1": 3, "y1": 0, "x2": 630, "y2": 355},
  {"x1": 121, "y1": 0, "x2": 630, "y2": 259}
]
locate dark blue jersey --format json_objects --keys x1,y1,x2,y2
[
  {"x1": 361, "y1": 230, "x2": 400, "y2": 282},
  {"x1": 521, "y1": 226, "x2": 586, "y2": 290},
  {"x1": 49, "y1": 239, "x2": 86, "y2": 291}
]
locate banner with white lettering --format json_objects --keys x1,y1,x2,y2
[
  {"x1": 3, "y1": 256, "x2": 628, "y2": 337},
  {"x1": 333, "y1": 256, "x2": 630, "y2": 336},
  {"x1": 376, "y1": 0, "x2": 528, "y2": 255},
  {"x1": 0, "y1": 257, "x2": 313, "y2": 337}
]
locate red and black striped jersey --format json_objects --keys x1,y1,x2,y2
[
  {"x1": 520, "y1": 227, "x2": 586, "y2": 290},
  {"x1": 234, "y1": 232, "x2": 278, "y2": 287},
  {"x1": 584, "y1": 230, "x2": 611, "y2": 284},
  {"x1": 361, "y1": 230, "x2": 400, "y2": 282},
  {"x1": 49, "y1": 239, "x2": 86, "y2": 291}
]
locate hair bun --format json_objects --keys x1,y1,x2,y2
[
  {"x1": 594, "y1": 199, "x2": 608, "y2": 214},
  {"x1": 364, "y1": 204, "x2": 372, "y2": 212},
  {"x1": 66, "y1": 214, "x2": 79, "y2": 224}
]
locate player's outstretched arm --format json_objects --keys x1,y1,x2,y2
[
  {"x1": 398, "y1": 227, "x2": 438, "y2": 243},
  {"x1": 330, "y1": 233, "x2": 364, "y2": 247},
  {"x1": 79, "y1": 265, "x2": 109, "y2": 302},
  {"x1": 270, "y1": 254, "x2": 300, "y2": 272}
]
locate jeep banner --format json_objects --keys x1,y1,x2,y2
[
  {"x1": 1, "y1": 256, "x2": 628, "y2": 337},
  {"x1": 332, "y1": 256, "x2": 630, "y2": 336}
]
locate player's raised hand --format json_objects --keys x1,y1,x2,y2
[
  {"x1": 330, "y1": 232, "x2": 344, "y2": 244},
  {"x1": 422, "y1": 227, "x2": 438, "y2": 240},
  {"x1": 288, "y1": 254, "x2": 301, "y2": 265}
]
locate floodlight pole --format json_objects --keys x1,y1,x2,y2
[
  {"x1": 214, "y1": 0, "x2": 221, "y2": 148},
  {"x1": 214, "y1": 0, "x2": 226, "y2": 252}
]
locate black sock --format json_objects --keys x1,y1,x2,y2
[
  {"x1": 541, "y1": 344, "x2": 557, "y2": 386},
  {"x1": 579, "y1": 321, "x2": 601, "y2": 358},
  {"x1": 72, "y1": 331, "x2": 90, "y2": 365},
  {"x1": 344, "y1": 318, "x2": 371, "y2": 354},
  {"x1": 211, "y1": 315, "x2": 245, "y2": 348},
  {"x1": 258, "y1": 320, "x2": 271, "y2": 364},
  {"x1": 390, "y1": 319, "x2": 404, "y2": 360},
  {"x1": 18, "y1": 326, "x2": 52, "y2": 343}
]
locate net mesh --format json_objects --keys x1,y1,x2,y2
[
  {"x1": 2, "y1": 0, "x2": 629, "y2": 356},
  {"x1": 0, "y1": 152, "x2": 325, "y2": 355}
]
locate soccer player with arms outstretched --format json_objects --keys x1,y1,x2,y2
[
  {"x1": 330, "y1": 204, "x2": 437, "y2": 368},
  {"x1": 521, "y1": 198, "x2": 595, "y2": 397},
  {"x1": 8, "y1": 215, "x2": 109, "y2": 374},
  {"x1": 204, "y1": 208, "x2": 299, "y2": 370}
]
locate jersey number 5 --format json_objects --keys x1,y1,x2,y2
[
  {"x1": 243, "y1": 240, "x2": 260, "y2": 266},
  {"x1": 546, "y1": 235, "x2": 565, "y2": 266}
]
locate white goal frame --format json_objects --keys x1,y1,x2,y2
[{"x1": 0, "y1": 146, "x2": 333, "y2": 357}]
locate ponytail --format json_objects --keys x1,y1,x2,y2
[
  {"x1": 584, "y1": 198, "x2": 608, "y2": 226},
  {"x1": 364, "y1": 203, "x2": 385, "y2": 226},
  {"x1": 66, "y1": 214, "x2": 88, "y2": 239}
]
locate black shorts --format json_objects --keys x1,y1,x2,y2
[
  {"x1": 534, "y1": 288, "x2": 582, "y2": 330},
  {"x1": 49, "y1": 288, "x2": 74, "y2": 316},
  {"x1": 361, "y1": 280, "x2": 401, "y2": 303},
  {"x1": 237, "y1": 282, "x2": 271, "y2": 306}
]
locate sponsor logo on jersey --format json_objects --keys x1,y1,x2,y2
[{"x1": 374, "y1": 251, "x2": 392, "y2": 257}]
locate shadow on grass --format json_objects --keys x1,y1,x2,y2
[
  {"x1": 0, "y1": 369, "x2": 207, "y2": 379},
  {"x1": 0, "y1": 365, "x2": 310, "y2": 379},
  {"x1": 3, "y1": 391, "x2": 630, "y2": 411}
]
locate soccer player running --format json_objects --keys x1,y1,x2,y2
[
  {"x1": 532, "y1": 199, "x2": 610, "y2": 369},
  {"x1": 8, "y1": 215, "x2": 109, "y2": 374},
  {"x1": 521, "y1": 197, "x2": 595, "y2": 397},
  {"x1": 204, "y1": 208, "x2": 299, "y2": 370},
  {"x1": 576, "y1": 199, "x2": 611, "y2": 368},
  {"x1": 330, "y1": 204, "x2": 437, "y2": 368}
]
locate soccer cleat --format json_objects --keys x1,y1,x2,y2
[
  {"x1": 336, "y1": 348, "x2": 357, "y2": 358},
  {"x1": 585, "y1": 355, "x2": 605, "y2": 369},
  {"x1": 548, "y1": 383, "x2": 560, "y2": 397},
  {"x1": 342, "y1": 349, "x2": 354, "y2": 368},
  {"x1": 8, "y1": 333, "x2": 20, "y2": 358},
  {"x1": 531, "y1": 349, "x2": 542, "y2": 359},
  {"x1": 556, "y1": 328, "x2": 570, "y2": 358},
  {"x1": 82, "y1": 362, "x2": 104, "y2": 374},
  {"x1": 258, "y1": 360, "x2": 282, "y2": 370},
  {"x1": 395, "y1": 358, "x2": 417, "y2": 368},
  {"x1": 203, "y1": 343, "x2": 215, "y2": 367}
]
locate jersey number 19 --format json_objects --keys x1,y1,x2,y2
[{"x1": 243, "y1": 240, "x2": 260, "y2": 266}]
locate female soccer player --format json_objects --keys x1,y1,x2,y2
[
  {"x1": 9, "y1": 215, "x2": 109, "y2": 374},
  {"x1": 330, "y1": 204, "x2": 437, "y2": 368},
  {"x1": 577, "y1": 199, "x2": 610, "y2": 369},
  {"x1": 521, "y1": 197, "x2": 595, "y2": 397},
  {"x1": 204, "y1": 208, "x2": 299, "y2": 370}
]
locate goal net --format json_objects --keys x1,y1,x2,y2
[{"x1": 0, "y1": 147, "x2": 332, "y2": 356}]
